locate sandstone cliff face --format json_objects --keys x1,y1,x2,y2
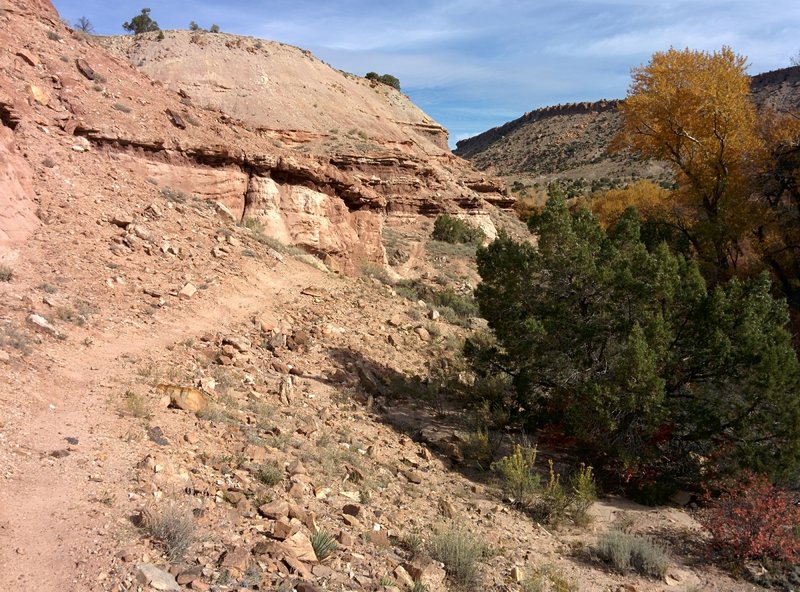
[{"x1": 0, "y1": 2, "x2": 511, "y2": 272}]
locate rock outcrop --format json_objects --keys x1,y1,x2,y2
[{"x1": 0, "y1": 2, "x2": 511, "y2": 271}]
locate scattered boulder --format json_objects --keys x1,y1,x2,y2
[{"x1": 134, "y1": 564, "x2": 181, "y2": 591}]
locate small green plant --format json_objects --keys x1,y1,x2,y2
[
  {"x1": 428, "y1": 523, "x2": 484, "y2": 588},
  {"x1": 570, "y1": 464, "x2": 597, "y2": 526},
  {"x1": 378, "y1": 576, "x2": 395, "y2": 586},
  {"x1": 463, "y1": 427, "x2": 493, "y2": 468},
  {"x1": 254, "y1": 461, "x2": 283, "y2": 487},
  {"x1": 492, "y1": 444, "x2": 540, "y2": 507},
  {"x1": 411, "y1": 582, "x2": 429, "y2": 592},
  {"x1": 0, "y1": 265, "x2": 12, "y2": 282},
  {"x1": 139, "y1": 503, "x2": 195, "y2": 562},
  {"x1": 310, "y1": 528, "x2": 337, "y2": 562},
  {"x1": 403, "y1": 532, "x2": 424, "y2": 557},
  {"x1": 533, "y1": 460, "x2": 570, "y2": 527},
  {"x1": 595, "y1": 530, "x2": 669, "y2": 578},
  {"x1": 431, "y1": 213, "x2": 484, "y2": 245}
]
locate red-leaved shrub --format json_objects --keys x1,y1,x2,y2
[{"x1": 699, "y1": 472, "x2": 800, "y2": 564}]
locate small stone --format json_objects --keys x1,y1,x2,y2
[
  {"x1": 272, "y1": 518, "x2": 297, "y2": 540},
  {"x1": 282, "y1": 532, "x2": 318, "y2": 563},
  {"x1": 428, "y1": 309, "x2": 440, "y2": 320},
  {"x1": 402, "y1": 470, "x2": 423, "y2": 484},
  {"x1": 387, "y1": 314, "x2": 403, "y2": 327},
  {"x1": 214, "y1": 202, "x2": 235, "y2": 221},
  {"x1": 394, "y1": 565, "x2": 415, "y2": 588},
  {"x1": 414, "y1": 327, "x2": 431, "y2": 342},
  {"x1": 404, "y1": 557, "x2": 446, "y2": 591},
  {"x1": 178, "y1": 283, "x2": 197, "y2": 300},
  {"x1": 259, "y1": 499, "x2": 289, "y2": 519},
  {"x1": 0, "y1": 350, "x2": 10, "y2": 363},
  {"x1": 176, "y1": 565, "x2": 203, "y2": 585},
  {"x1": 16, "y1": 49, "x2": 39, "y2": 67},
  {"x1": 167, "y1": 387, "x2": 207, "y2": 413},
  {"x1": 75, "y1": 58, "x2": 96, "y2": 80},
  {"x1": 27, "y1": 314, "x2": 59, "y2": 337},
  {"x1": 288, "y1": 460, "x2": 306, "y2": 475},
  {"x1": 134, "y1": 564, "x2": 181, "y2": 591},
  {"x1": 342, "y1": 503, "x2": 362, "y2": 518},
  {"x1": 219, "y1": 546, "x2": 250, "y2": 575},
  {"x1": 337, "y1": 531, "x2": 354, "y2": 547},
  {"x1": 222, "y1": 335, "x2": 251, "y2": 353},
  {"x1": 511, "y1": 566, "x2": 524, "y2": 583},
  {"x1": 28, "y1": 84, "x2": 50, "y2": 105}
]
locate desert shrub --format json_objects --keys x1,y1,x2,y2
[
  {"x1": 427, "y1": 287, "x2": 479, "y2": 319},
  {"x1": 532, "y1": 460, "x2": 570, "y2": 527},
  {"x1": 0, "y1": 265, "x2": 12, "y2": 282},
  {"x1": 428, "y1": 523, "x2": 484, "y2": 588},
  {"x1": 123, "y1": 8, "x2": 160, "y2": 34},
  {"x1": 254, "y1": 461, "x2": 283, "y2": 487},
  {"x1": 310, "y1": 528, "x2": 337, "y2": 562},
  {"x1": 160, "y1": 187, "x2": 188, "y2": 203},
  {"x1": 570, "y1": 464, "x2": 597, "y2": 526},
  {"x1": 112, "y1": 102, "x2": 132, "y2": 113},
  {"x1": 699, "y1": 471, "x2": 800, "y2": 564},
  {"x1": 595, "y1": 530, "x2": 669, "y2": 578},
  {"x1": 47, "y1": 30, "x2": 62, "y2": 41},
  {"x1": 492, "y1": 444, "x2": 540, "y2": 507},
  {"x1": 209, "y1": 24, "x2": 220, "y2": 33},
  {"x1": 432, "y1": 213, "x2": 484, "y2": 245},
  {"x1": 474, "y1": 195, "x2": 800, "y2": 485},
  {"x1": 74, "y1": 16, "x2": 93, "y2": 33},
  {"x1": 139, "y1": 503, "x2": 195, "y2": 562},
  {"x1": 120, "y1": 390, "x2": 151, "y2": 419},
  {"x1": 365, "y1": 72, "x2": 401, "y2": 90}
]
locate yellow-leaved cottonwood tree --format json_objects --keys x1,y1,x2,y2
[{"x1": 616, "y1": 46, "x2": 766, "y2": 281}]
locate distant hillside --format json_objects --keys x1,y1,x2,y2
[{"x1": 456, "y1": 65, "x2": 800, "y2": 191}]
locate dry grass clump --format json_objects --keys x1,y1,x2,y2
[
  {"x1": 428, "y1": 523, "x2": 485, "y2": 589},
  {"x1": 0, "y1": 264, "x2": 13, "y2": 282},
  {"x1": 120, "y1": 390, "x2": 151, "y2": 419},
  {"x1": 595, "y1": 529, "x2": 669, "y2": 578},
  {"x1": 254, "y1": 461, "x2": 283, "y2": 487},
  {"x1": 139, "y1": 503, "x2": 195, "y2": 562}
]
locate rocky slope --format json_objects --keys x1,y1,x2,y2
[{"x1": 455, "y1": 66, "x2": 800, "y2": 187}]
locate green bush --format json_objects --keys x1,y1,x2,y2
[
  {"x1": 432, "y1": 213, "x2": 484, "y2": 245},
  {"x1": 492, "y1": 444, "x2": 540, "y2": 507},
  {"x1": 365, "y1": 72, "x2": 401, "y2": 91},
  {"x1": 123, "y1": 8, "x2": 160, "y2": 34},
  {"x1": 474, "y1": 195, "x2": 800, "y2": 485},
  {"x1": 570, "y1": 464, "x2": 597, "y2": 526}
]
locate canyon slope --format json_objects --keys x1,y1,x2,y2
[{"x1": 455, "y1": 65, "x2": 800, "y2": 188}]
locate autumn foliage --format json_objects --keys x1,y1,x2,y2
[{"x1": 699, "y1": 472, "x2": 800, "y2": 564}]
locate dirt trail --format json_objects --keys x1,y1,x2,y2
[{"x1": 0, "y1": 258, "x2": 325, "y2": 590}]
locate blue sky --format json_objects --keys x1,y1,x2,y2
[{"x1": 52, "y1": 1, "x2": 800, "y2": 146}]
